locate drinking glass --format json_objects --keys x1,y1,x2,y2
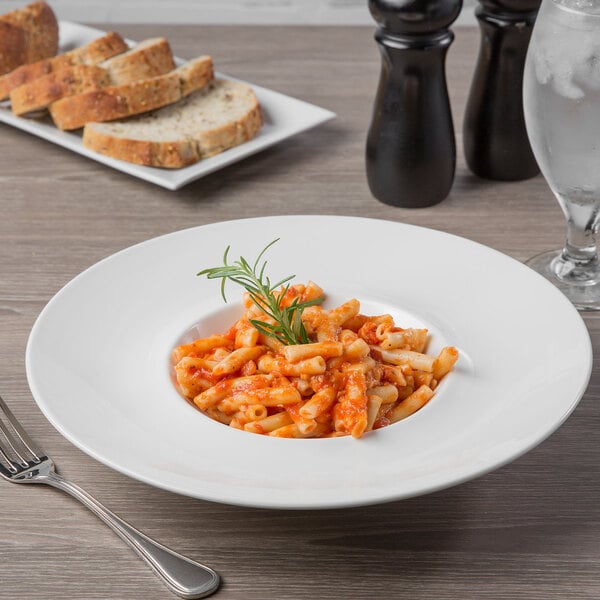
[{"x1": 523, "y1": 0, "x2": 600, "y2": 310}]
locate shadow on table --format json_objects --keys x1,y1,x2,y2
[{"x1": 169, "y1": 119, "x2": 351, "y2": 206}]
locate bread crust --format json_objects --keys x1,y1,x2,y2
[
  {"x1": 82, "y1": 80, "x2": 263, "y2": 168},
  {"x1": 0, "y1": 31, "x2": 127, "y2": 100},
  {"x1": 83, "y1": 31, "x2": 128, "y2": 65},
  {"x1": 104, "y1": 37, "x2": 175, "y2": 85},
  {"x1": 51, "y1": 77, "x2": 182, "y2": 130},
  {"x1": 50, "y1": 55, "x2": 213, "y2": 130},
  {"x1": 0, "y1": 22, "x2": 28, "y2": 76},
  {"x1": 22, "y1": 1, "x2": 59, "y2": 61},
  {"x1": 83, "y1": 132, "x2": 202, "y2": 168},
  {"x1": 0, "y1": 1, "x2": 58, "y2": 70},
  {"x1": 6, "y1": 37, "x2": 176, "y2": 113},
  {"x1": 11, "y1": 64, "x2": 111, "y2": 115}
]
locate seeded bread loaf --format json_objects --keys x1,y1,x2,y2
[
  {"x1": 0, "y1": 22, "x2": 28, "y2": 77},
  {"x1": 82, "y1": 79, "x2": 263, "y2": 168},
  {"x1": 0, "y1": 31, "x2": 127, "y2": 100},
  {"x1": 50, "y1": 55, "x2": 214, "y2": 130},
  {"x1": 10, "y1": 38, "x2": 176, "y2": 115},
  {"x1": 0, "y1": 1, "x2": 58, "y2": 76}
]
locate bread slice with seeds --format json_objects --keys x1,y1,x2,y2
[
  {"x1": 0, "y1": 31, "x2": 127, "y2": 100},
  {"x1": 9, "y1": 37, "x2": 176, "y2": 115},
  {"x1": 82, "y1": 79, "x2": 262, "y2": 168},
  {"x1": 50, "y1": 55, "x2": 214, "y2": 130},
  {"x1": 100, "y1": 37, "x2": 175, "y2": 86},
  {"x1": 0, "y1": 1, "x2": 58, "y2": 76},
  {"x1": 11, "y1": 64, "x2": 111, "y2": 116}
]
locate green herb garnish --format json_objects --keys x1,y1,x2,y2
[{"x1": 198, "y1": 239, "x2": 323, "y2": 345}]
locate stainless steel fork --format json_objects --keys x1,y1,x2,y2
[{"x1": 0, "y1": 394, "x2": 220, "y2": 599}]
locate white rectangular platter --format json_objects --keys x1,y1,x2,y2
[{"x1": 0, "y1": 21, "x2": 336, "y2": 190}]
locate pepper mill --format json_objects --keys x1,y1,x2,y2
[
  {"x1": 463, "y1": 0, "x2": 541, "y2": 181},
  {"x1": 366, "y1": 0, "x2": 462, "y2": 208}
]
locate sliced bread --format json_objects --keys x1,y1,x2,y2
[
  {"x1": 9, "y1": 38, "x2": 176, "y2": 115},
  {"x1": 0, "y1": 31, "x2": 127, "y2": 100},
  {"x1": 11, "y1": 64, "x2": 111, "y2": 116},
  {"x1": 50, "y1": 55, "x2": 214, "y2": 131},
  {"x1": 82, "y1": 79, "x2": 263, "y2": 168},
  {"x1": 100, "y1": 37, "x2": 175, "y2": 86},
  {"x1": 0, "y1": 1, "x2": 58, "y2": 75}
]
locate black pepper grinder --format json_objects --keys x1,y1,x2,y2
[
  {"x1": 366, "y1": 0, "x2": 462, "y2": 208},
  {"x1": 463, "y1": 0, "x2": 541, "y2": 181}
]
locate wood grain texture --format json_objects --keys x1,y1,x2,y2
[
  {"x1": 0, "y1": 1, "x2": 478, "y2": 26},
  {"x1": 1, "y1": 24, "x2": 599, "y2": 600}
]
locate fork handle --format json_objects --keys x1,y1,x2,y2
[{"x1": 44, "y1": 471, "x2": 220, "y2": 599}]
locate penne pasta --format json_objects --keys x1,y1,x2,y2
[
  {"x1": 389, "y1": 385, "x2": 435, "y2": 423},
  {"x1": 366, "y1": 394, "x2": 384, "y2": 432},
  {"x1": 257, "y1": 354, "x2": 327, "y2": 376},
  {"x1": 171, "y1": 334, "x2": 232, "y2": 363},
  {"x1": 433, "y1": 346, "x2": 460, "y2": 381},
  {"x1": 173, "y1": 282, "x2": 458, "y2": 439},
  {"x1": 212, "y1": 346, "x2": 265, "y2": 377},
  {"x1": 381, "y1": 328, "x2": 429, "y2": 352},
  {"x1": 245, "y1": 411, "x2": 293, "y2": 434},
  {"x1": 299, "y1": 386, "x2": 337, "y2": 419},
  {"x1": 371, "y1": 347, "x2": 436, "y2": 372},
  {"x1": 367, "y1": 384, "x2": 398, "y2": 404},
  {"x1": 286, "y1": 402, "x2": 318, "y2": 435},
  {"x1": 234, "y1": 385, "x2": 302, "y2": 407},
  {"x1": 193, "y1": 374, "x2": 273, "y2": 410},
  {"x1": 235, "y1": 325, "x2": 260, "y2": 348},
  {"x1": 282, "y1": 341, "x2": 343, "y2": 363},
  {"x1": 302, "y1": 281, "x2": 324, "y2": 302},
  {"x1": 343, "y1": 337, "x2": 371, "y2": 360}
]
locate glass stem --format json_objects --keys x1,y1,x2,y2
[{"x1": 562, "y1": 219, "x2": 598, "y2": 267}]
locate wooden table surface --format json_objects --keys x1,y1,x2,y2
[{"x1": 1, "y1": 23, "x2": 599, "y2": 600}]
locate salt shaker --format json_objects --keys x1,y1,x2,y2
[
  {"x1": 366, "y1": 0, "x2": 462, "y2": 208},
  {"x1": 463, "y1": 0, "x2": 541, "y2": 181}
]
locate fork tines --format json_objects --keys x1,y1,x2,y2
[{"x1": 0, "y1": 394, "x2": 44, "y2": 471}]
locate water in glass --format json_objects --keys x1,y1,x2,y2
[{"x1": 524, "y1": 0, "x2": 600, "y2": 309}]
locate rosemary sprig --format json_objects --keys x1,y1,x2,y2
[{"x1": 197, "y1": 239, "x2": 323, "y2": 345}]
